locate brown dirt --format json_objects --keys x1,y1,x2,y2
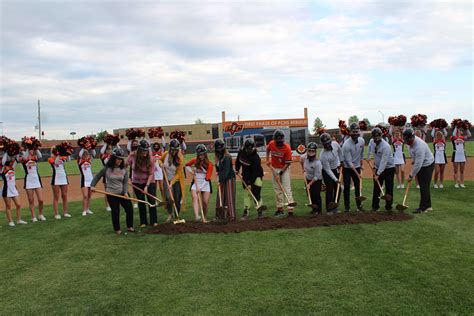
[
  {"x1": 147, "y1": 212, "x2": 413, "y2": 235},
  {"x1": 11, "y1": 156, "x2": 474, "y2": 207}
]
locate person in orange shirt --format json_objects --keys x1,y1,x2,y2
[{"x1": 266, "y1": 129, "x2": 295, "y2": 217}]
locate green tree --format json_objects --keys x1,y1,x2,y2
[
  {"x1": 195, "y1": 118, "x2": 204, "y2": 124},
  {"x1": 96, "y1": 130, "x2": 108, "y2": 143},
  {"x1": 348, "y1": 115, "x2": 359, "y2": 124},
  {"x1": 362, "y1": 117, "x2": 371, "y2": 126},
  {"x1": 312, "y1": 117, "x2": 325, "y2": 133}
]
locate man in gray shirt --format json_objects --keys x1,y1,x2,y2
[
  {"x1": 342, "y1": 123, "x2": 365, "y2": 212},
  {"x1": 403, "y1": 128, "x2": 435, "y2": 213},
  {"x1": 320, "y1": 133, "x2": 342, "y2": 213},
  {"x1": 369, "y1": 128, "x2": 395, "y2": 212}
]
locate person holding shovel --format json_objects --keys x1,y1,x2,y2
[
  {"x1": 368, "y1": 128, "x2": 395, "y2": 212},
  {"x1": 186, "y1": 144, "x2": 213, "y2": 222},
  {"x1": 403, "y1": 128, "x2": 434, "y2": 213},
  {"x1": 160, "y1": 139, "x2": 186, "y2": 223},
  {"x1": 235, "y1": 138, "x2": 265, "y2": 220},
  {"x1": 214, "y1": 139, "x2": 236, "y2": 221},
  {"x1": 128, "y1": 140, "x2": 157, "y2": 227},
  {"x1": 342, "y1": 123, "x2": 366, "y2": 213},
  {"x1": 302, "y1": 142, "x2": 323, "y2": 215},
  {"x1": 266, "y1": 130, "x2": 296, "y2": 217},
  {"x1": 319, "y1": 133, "x2": 342, "y2": 214},
  {"x1": 91, "y1": 148, "x2": 134, "y2": 235}
]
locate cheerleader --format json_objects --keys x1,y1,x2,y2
[
  {"x1": 160, "y1": 139, "x2": 186, "y2": 223},
  {"x1": 214, "y1": 139, "x2": 236, "y2": 220},
  {"x1": 151, "y1": 142, "x2": 165, "y2": 201},
  {"x1": 390, "y1": 128, "x2": 406, "y2": 189},
  {"x1": 451, "y1": 126, "x2": 471, "y2": 188},
  {"x1": 49, "y1": 146, "x2": 71, "y2": 219},
  {"x1": 1, "y1": 154, "x2": 26, "y2": 226},
  {"x1": 186, "y1": 144, "x2": 213, "y2": 222},
  {"x1": 78, "y1": 148, "x2": 96, "y2": 216},
  {"x1": 21, "y1": 148, "x2": 45, "y2": 221},
  {"x1": 432, "y1": 128, "x2": 448, "y2": 188},
  {"x1": 100, "y1": 143, "x2": 112, "y2": 211},
  {"x1": 235, "y1": 138, "x2": 264, "y2": 219},
  {"x1": 128, "y1": 140, "x2": 157, "y2": 227}
]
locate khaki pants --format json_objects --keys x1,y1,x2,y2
[{"x1": 271, "y1": 167, "x2": 294, "y2": 209}]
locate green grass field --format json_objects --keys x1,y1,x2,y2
[
  {"x1": 12, "y1": 141, "x2": 474, "y2": 180},
  {"x1": 1, "y1": 179, "x2": 473, "y2": 314}
]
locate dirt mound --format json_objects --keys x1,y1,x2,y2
[{"x1": 147, "y1": 212, "x2": 413, "y2": 235}]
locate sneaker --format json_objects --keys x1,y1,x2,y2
[
  {"x1": 38, "y1": 215, "x2": 47, "y2": 221},
  {"x1": 257, "y1": 211, "x2": 264, "y2": 219},
  {"x1": 357, "y1": 207, "x2": 366, "y2": 212},
  {"x1": 439, "y1": 184, "x2": 444, "y2": 189},
  {"x1": 54, "y1": 214, "x2": 61, "y2": 220},
  {"x1": 139, "y1": 224, "x2": 147, "y2": 228},
  {"x1": 17, "y1": 220, "x2": 28, "y2": 225},
  {"x1": 385, "y1": 206, "x2": 393, "y2": 211},
  {"x1": 287, "y1": 211, "x2": 294, "y2": 217},
  {"x1": 460, "y1": 184, "x2": 466, "y2": 188},
  {"x1": 424, "y1": 207, "x2": 433, "y2": 212},
  {"x1": 133, "y1": 203, "x2": 138, "y2": 209},
  {"x1": 8, "y1": 221, "x2": 15, "y2": 227},
  {"x1": 63, "y1": 213, "x2": 72, "y2": 218},
  {"x1": 152, "y1": 223, "x2": 159, "y2": 227},
  {"x1": 401, "y1": 184, "x2": 405, "y2": 189},
  {"x1": 165, "y1": 215, "x2": 172, "y2": 223},
  {"x1": 396, "y1": 185, "x2": 401, "y2": 189},
  {"x1": 344, "y1": 209, "x2": 350, "y2": 213},
  {"x1": 351, "y1": 186, "x2": 355, "y2": 191},
  {"x1": 195, "y1": 216, "x2": 202, "y2": 222},
  {"x1": 82, "y1": 211, "x2": 87, "y2": 216},
  {"x1": 274, "y1": 210, "x2": 285, "y2": 217},
  {"x1": 413, "y1": 208, "x2": 426, "y2": 214},
  {"x1": 31, "y1": 217, "x2": 38, "y2": 223},
  {"x1": 106, "y1": 206, "x2": 112, "y2": 212},
  {"x1": 455, "y1": 183, "x2": 459, "y2": 188},
  {"x1": 416, "y1": 185, "x2": 420, "y2": 189},
  {"x1": 371, "y1": 208, "x2": 380, "y2": 212},
  {"x1": 240, "y1": 210, "x2": 249, "y2": 221},
  {"x1": 434, "y1": 184, "x2": 438, "y2": 189},
  {"x1": 86, "y1": 209, "x2": 94, "y2": 215}
]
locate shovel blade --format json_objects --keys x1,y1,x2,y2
[
  {"x1": 381, "y1": 194, "x2": 392, "y2": 201},
  {"x1": 355, "y1": 196, "x2": 367, "y2": 202},
  {"x1": 287, "y1": 202, "x2": 298, "y2": 207},
  {"x1": 256, "y1": 205, "x2": 267, "y2": 211},
  {"x1": 173, "y1": 219, "x2": 186, "y2": 224},
  {"x1": 328, "y1": 202, "x2": 339, "y2": 210},
  {"x1": 395, "y1": 204, "x2": 408, "y2": 211}
]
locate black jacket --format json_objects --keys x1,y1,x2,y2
[{"x1": 235, "y1": 150, "x2": 264, "y2": 185}]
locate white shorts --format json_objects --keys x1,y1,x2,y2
[{"x1": 191, "y1": 174, "x2": 211, "y2": 192}]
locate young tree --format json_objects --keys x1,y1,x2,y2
[
  {"x1": 96, "y1": 130, "x2": 108, "y2": 143},
  {"x1": 312, "y1": 117, "x2": 325, "y2": 133},
  {"x1": 348, "y1": 115, "x2": 359, "y2": 124},
  {"x1": 195, "y1": 118, "x2": 204, "y2": 124},
  {"x1": 362, "y1": 117, "x2": 371, "y2": 126}
]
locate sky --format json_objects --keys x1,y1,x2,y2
[{"x1": 0, "y1": 0, "x2": 472, "y2": 140}]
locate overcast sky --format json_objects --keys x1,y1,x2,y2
[{"x1": 1, "y1": 0, "x2": 472, "y2": 140}]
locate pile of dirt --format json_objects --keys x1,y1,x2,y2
[{"x1": 147, "y1": 212, "x2": 413, "y2": 235}]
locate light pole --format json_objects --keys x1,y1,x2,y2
[
  {"x1": 0, "y1": 121, "x2": 3, "y2": 135},
  {"x1": 378, "y1": 110, "x2": 384, "y2": 124}
]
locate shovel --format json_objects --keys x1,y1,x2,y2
[
  {"x1": 92, "y1": 188, "x2": 156, "y2": 208},
  {"x1": 236, "y1": 173, "x2": 267, "y2": 212},
  {"x1": 129, "y1": 181, "x2": 166, "y2": 207},
  {"x1": 396, "y1": 180, "x2": 411, "y2": 211},
  {"x1": 303, "y1": 175, "x2": 319, "y2": 209},
  {"x1": 354, "y1": 167, "x2": 367, "y2": 202},
  {"x1": 162, "y1": 166, "x2": 185, "y2": 224},
  {"x1": 270, "y1": 167, "x2": 297, "y2": 207},
  {"x1": 366, "y1": 160, "x2": 392, "y2": 201},
  {"x1": 328, "y1": 167, "x2": 343, "y2": 210}
]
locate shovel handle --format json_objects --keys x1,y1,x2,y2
[
  {"x1": 270, "y1": 166, "x2": 292, "y2": 204},
  {"x1": 366, "y1": 160, "x2": 386, "y2": 196},
  {"x1": 93, "y1": 188, "x2": 154, "y2": 207},
  {"x1": 303, "y1": 175, "x2": 313, "y2": 205},
  {"x1": 402, "y1": 180, "x2": 411, "y2": 205},
  {"x1": 236, "y1": 173, "x2": 260, "y2": 206},
  {"x1": 162, "y1": 166, "x2": 181, "y2": 219},
  {"x1": 129, "y1": 181, "x2": 163, "y2": 203}
]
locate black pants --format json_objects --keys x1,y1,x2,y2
[
  {"x1": 343, "y1": 167, "x2": 362, "y2": 210},
  {"x1": 133, "y1": 182, "x2": 157, "y2": 225},
  {"x1": 372, "y1": 167, "x2": 395, "y2": 210},
  {"x1": 323, "y1": 168, "x2": 340, "y2": 211},
  {"x1": 307, "y1": 178, "x2": 322, "y2": 213},
  {"x1": 417, "y1": 163, "x2": 434, "y2": 210},
  {"x1": 106, "y1": 195, "x2": 133, "y2": 231},
  {"x1": 164, "y1": 181, "x2": 182, "y2": 215}
]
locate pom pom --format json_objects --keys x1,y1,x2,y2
[
  {"x1": 462, "y1": 120, "x2": 472, "y2": 130},
  {"x1": 77, "y1": 136, "x2": 97, "y2": 150},
  {"x1": 125, "y1": 128, "x2": 145, "y2": 140},
  {"x1": 104, "y1": 134, "x2": 120, "y2": 146},
  {"x1": 451, "y1": 118, "x2": 463, "y2": 129},
  {"x1": 170, "y1": 130, "x2": 186, "y2": 143},
  {"x1": 316, "y1": 127, "x2": 327, "y2": 136},
  {"x1": 410, "y1": 114, "x2": 427, "y2": 128},
  {"x1": 5, "y1": 140, "x2": 21, "y2": 156},
  {"x1": 53, "y1": 142, "x2": 74, "y2": 156},
  {"x1": 21, "y1": 136, "x2": 42, "y2": 150},
  {"x1": 375, "y1": 124, "x2": 389, "y2": 138},
  {"x1": 429, "y1": 118, "x2": 448, "y2": 129},
  {"x1": 147, "y1": 127, "x2": 164, "y2": 139}
]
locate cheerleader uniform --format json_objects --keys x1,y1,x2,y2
[
  {"x1": 1, "y1": 161, "x2": 19, "y2": 198},
  {"x1": 21, "y1": 151, "x2": 43, "y2": 189},
  {"x1": 392, "y1": 137, "x2": 406, "y2": 165},
  {"x1": 433, "y1": 140, "x2": 447, "y2": 164},
  {"x1": 78, "y1": 158, "x2": 93, "y2": 187},
  {"x1": 49, "y1": 156, "x2": 69, "y2": 185},
  {"x1": 100, "y1": 144, "x2": 111, "y2": 184},
  {"x1": 152, "y1": 151, "x2": 163, "y2": 181},
  {"x1": 451, "y1": 136, "x2": 466, "y2": 163},
  {"x1": 186, "y1": 158, "x2": 213, "y2": 193}
]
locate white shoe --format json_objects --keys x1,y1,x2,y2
[
  {"x1": 8, "y1": 221, "x2": 15, "y2": 227},
  {"x1": 106, "y1": 206, "x2": 111, "y2": 212},
  {"x1": 82, "y1": 211, "x2": 87, "y2": 216},
  {"x1": 455, "y1": 183, "x2": 459, "y2": 188},
  {"x1": 425, "y1": 207, "x2": 433, "y2": 212},
  {"x1": 401, "y1": 184, "x2": 405, "y2": 189},
  {"x1": 17, "y1": 220, "x2": 28, "y2": 225},
  {"x1": 31, "y1": 217, "x2": 38, "y2": 223},
  {"x1": 39, "y1": 215, "x2": 47, "y2": 221},
  {"x1": 63, "y1": 213, "x2": 72, "y2": 218},
  {"x1": 351, "y1": 186, "x2": 355, "y2": 191},
  {"x1": 86, "y1": 209, "x2": 94, "y2": 215},
  {"x1": 433, "y1": 184, "x2": 438, "y2": 189},
  {"x1": 439, "y1": 184, "x2": 444, "y2": 189},
  {"x1": 460, "y1": 184, "x2": 466, "y2": 188},
  {"x1": 396, "y1": 185, "x2": 401, "y2": 189},
  {"x1": 133, "y1": 203, "x2": 138, "y2": 209},
  {"x1": 416, "y1": 185, "x2": 420, "y2": 189},
  {"x1": 54, "y1": 214, "x2": 61, "y2": 220}
]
